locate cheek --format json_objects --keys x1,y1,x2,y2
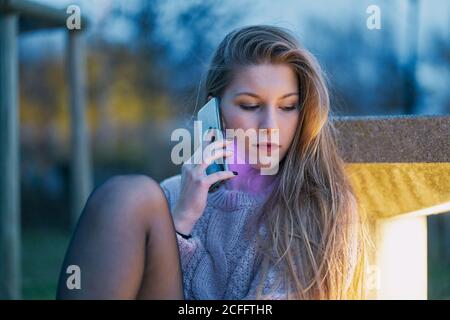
[
  {"x1": 279, "y1": 115, "x2": 299, "y2": 153},
  {"x1": 222, "y1": 108, "x2": 256, "y2": 130}
]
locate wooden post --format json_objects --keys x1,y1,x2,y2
[
  {"x1": 67, "y1": 30, "x2": 92, "y2": 229},
  {"x1": 0, "y1": 12, "x2": 21, "y2": 299}
]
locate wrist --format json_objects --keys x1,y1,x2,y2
[
  {"x1": 176, "y1": 230, "x2": 192, "y2": 239},
  {"x1": 173, "y1": 208, "x2": 197, "y2": 235}
]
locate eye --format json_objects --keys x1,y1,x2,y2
[
  {"x1": 280, "y1": 105, "x2": 298, "y2": 111},
  {"x1": 239, "y1": 104, "x2": 260, "y2": 111}
]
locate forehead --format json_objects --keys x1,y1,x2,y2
[{"x1": 227, "y1": 63, "x2": 298, "y2": 96}]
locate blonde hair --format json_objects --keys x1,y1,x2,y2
[{"x1": 199, "y1": 25, "x2": 368, "y2": 299}]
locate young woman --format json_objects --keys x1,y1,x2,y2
[{"x1": 57, "y1": 25, "x2": 367, "y2": 300}]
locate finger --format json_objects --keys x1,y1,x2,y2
[
  {"x1": 203, "y1": 127, "x2": 224, "y2": 143},
  {"x1": 204, "y1": 170, "x2": 237, "y2": 186},
  {"x1": 186, "y1": 146, "x2": 202, "y2": 166},
  {"x1": 199, "y1": 149, "x2": 233, "y2": 170},
  {"x1": 189, "y1": 137, "x2": 232, "y2": 167},
  {"x1": 203, "y1": 128, "x2": 215, "y2": 143},
  {"x1": 203, "y1": 138, "x2": 232, "y2": 154}
]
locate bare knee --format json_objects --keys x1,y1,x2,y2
[{"x1": 79, "y1": 174, "x2": 170, "y2": 231}]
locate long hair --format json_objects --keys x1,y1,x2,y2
[{"x1": 198, "y1": 25, "x2": 368, "y2": 299}]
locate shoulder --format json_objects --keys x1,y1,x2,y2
[
  {"x1": 159, "y1": 173, "x2": 181, "y2": 191},
  {"x1": 159, "y1": 174, "x2": 182, "y2": 212},
  {"x1": 84, "y1": 174, "x2": 168, "y2": 224}
]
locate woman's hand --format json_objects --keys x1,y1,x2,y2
[{"x1": 172, "y1": 131, "x2": 237, "y2": 235}]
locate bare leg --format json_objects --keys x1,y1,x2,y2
[
  {"x1": 136, "y1": 189, "x2": 185, "y2": 299},
  {"x1": 56, "y1": 175, "x2": 184, "y2": 299}
]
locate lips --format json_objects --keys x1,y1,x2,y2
[{"x1": 254, "y1": 142, "x2": 280, "y2": 150}]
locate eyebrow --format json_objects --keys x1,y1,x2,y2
[{"x1": 233, "y1": 92, "x2": 299, "y2": 99}]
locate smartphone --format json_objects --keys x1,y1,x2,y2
[{"x1": 196, "y1": 97, "x2": 229, "y2": 192}]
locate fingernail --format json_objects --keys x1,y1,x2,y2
[{"x1": 232, "y1": 171, "x2": 238, "y2": 175}]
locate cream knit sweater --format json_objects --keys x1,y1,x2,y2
[{"x1": 159, "y1": 174, "x2": 287, "y2": 300}]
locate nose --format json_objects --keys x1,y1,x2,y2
[{"x1": 259, "y1": 107, "x2": 279, "y2": 141}]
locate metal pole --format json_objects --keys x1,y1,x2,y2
[
  {"x1": 67, "y1": 30, "x2": 92, "y2": 229},
  {"x1": 0, "y1": 12, "x2": 21, "y2": 299}
]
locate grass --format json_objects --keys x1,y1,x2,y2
[
  {"x1": 22, "y1": 226, "x2": 71, "y2": 299},
  {"x1": 429, "y1": 260, "x2": 450, "y2": 299}
]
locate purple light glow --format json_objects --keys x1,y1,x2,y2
[{"x1": 223, "y1": 137, "x2": 279, "y2": 194}]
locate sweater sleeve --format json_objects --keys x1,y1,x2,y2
[
  {"x1": 159, "y1": 175, "x2": 203, "y2": 270},
  {"x1": 175, "y1": 233, "x2": 203, "y2": 270}
]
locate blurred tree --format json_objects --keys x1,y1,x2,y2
[
  {"x1": 125, "y1": 0, "x2": 245, "y2": 115},
  {"x1": 306, "y1": 16, "x2": 405, "y2": 116},
  {"x1": 427, "y1": 31, "x2": 450, "y2": 114},
  {"x1": 403, "y1": 0, "x2": 419, "y2": 115}
]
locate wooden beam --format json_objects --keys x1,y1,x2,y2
[
  {"x1": 0, "y1": 0, "x2": 89, "y2": 32},
  {"x1": 1, "y1": 0, "x2": 66, "y2": 25},
  {"x1": 0, "y1": 12, "x2": 21, "y2": 299},
  {"x1": 0, "y1": 0, "x2": 89, "y2": 29},
  {"x1": 67, "y1": 30, "x2": 92, "y2": 229}
]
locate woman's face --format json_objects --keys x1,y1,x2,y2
[{"x1": 212, "y1": 63, "x2": 300, "y2": 170}]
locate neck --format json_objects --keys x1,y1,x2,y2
[
  {"x1": 225, "y1": 163, "x2": 277, "y2": 194},
  {"x1": 223, "y1": 136, "x2": 279, "y2": 194}
]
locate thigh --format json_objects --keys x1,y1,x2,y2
[
  {"x1": 56, "y1": 175, "x2": 183, "y2": 299},
  {"x1": 136, "y1": 197, "x2": 184, "y2": 299}
]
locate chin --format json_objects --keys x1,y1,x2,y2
[{"x1": 248, "y1": 158, "x2": 281, "y2": 175}]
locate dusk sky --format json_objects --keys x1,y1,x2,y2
[
  {"x1": 17, "y1": 0, "x2": 449, "y2": 114},
  {"x1": 19, "y1": 0, "x2": 449, "y2": 60}
]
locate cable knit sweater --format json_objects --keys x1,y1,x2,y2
[{"x1": 159, "y1": 174, "x2": 288, "y2": 300}]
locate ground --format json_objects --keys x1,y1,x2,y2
[{"x1": 22, "y1": 227, "x2": 70, "y2": 299}]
